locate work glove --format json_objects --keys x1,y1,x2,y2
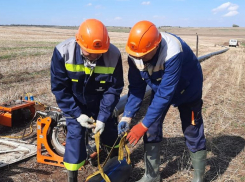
[
  {"x1": 126, "y1": 122, "x2": 148, "y2": 146},
  {"x1": 77, "y1": 114, "x2": 95, "y2": 129},
  {"x1": 93, "y1": 120, "x2": 105, "y2": 134},
  {"x1": 118, "y1": 117, "x2": 132, "y2": 136}
]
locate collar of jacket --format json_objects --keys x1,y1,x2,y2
[
  {"x1": 145, "y1": 42, "x2": 161, "y2": 67},
  {"x1": 75, "y1": 43, "x2": 103, "y2": 65},
  {"x1": 130, "y1": 42, "x2": 161, "y2": 74}
]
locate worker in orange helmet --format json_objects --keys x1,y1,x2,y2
[
  {"x1": 118, "y1": 20, "x2": 206, "y2": 182},
  {"x1": 51, "y1": 19, "x2": 124, "y2": 182}
]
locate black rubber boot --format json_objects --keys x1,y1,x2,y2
[
  {"x1": 67, "y1": 170, "x2": 78, "y2": 182},
  {"x1": 136, "y1": 143, "x2": 161, "y2": 182},
  {"x1": 189, "y1": 150, "x2": 207, "y2": 182}
]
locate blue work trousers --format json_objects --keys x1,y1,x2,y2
[
  {"x1": 143, "y1": 96, "x2": 206, "y2": 153},
  {"x1": 63, "y1": 113, "x2": 118, "y2": 169}
]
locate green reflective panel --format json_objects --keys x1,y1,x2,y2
[
  {"x1": 65, "y1": 64, "x2": 91, "y2": 74},
  {"x1": 65, "y1": 64, "x2": 115, "y2": 74},
  {"x1": 103, "y1": 144, "x2": 120, "y2": 149},
  {"x1": 64, "y1": 160, "x2": 86, "y2": 171},
  {"x1": 94, "y1": 66, "x2": 115, "y2": 74}
]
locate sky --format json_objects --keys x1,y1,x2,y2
[{"x1": 0, "y1": 0, "x2": 244, "y2": 27}]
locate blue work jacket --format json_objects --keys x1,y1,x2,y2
[
  {"x1": 51, "y1": 38, "x2": 124, "y2": 123},
  {"x1": 123, "y1": 32, "x2": 203, "y2": 128}
]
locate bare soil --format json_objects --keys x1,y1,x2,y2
[{"x1": 0, "y1": 26, "x2": 245, "y2": 182}]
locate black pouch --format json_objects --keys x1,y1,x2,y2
[{"x1": 86, "y1": 156, "x2": 132, "y2": 182}]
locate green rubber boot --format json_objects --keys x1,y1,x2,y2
[
  {"x1": 136, "y1": 143, "x2": 161, "y2": 182},
  {"x1": 67, "y1": 170, "x2": 78, "y2": 182},
  {"x1": 189, "y1": 150, "x2": 207, "y2": 182}
]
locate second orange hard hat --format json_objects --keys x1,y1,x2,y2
[
  {"x1": 76, "y1": 19, "x2": 110, "y2": 54},
  {"x1": 126, "y1": 20, "x2": 162, "y2": 57}
]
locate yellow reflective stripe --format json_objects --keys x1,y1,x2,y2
[
  {"x1": 65, "y1": 64, "x2": 91, "y2": 74},
  {"x1": 72, "y1": 79, "x2": 78, "y2": 82},
  {"x1": 94, "y1": 66, "x2": 115, "y2": 74},
  {"x1": 84, "y1": 67, "x2": 91, "y2": 74},
  {"x1": 64, "y1": 160, "x2": 85, "y2": 171},
  {"x1": 65, "y1": 64, "x2": 115, "y2": 74},
  {"x1": 100, "y1": 81, "x2": 106, "y2": 83}
]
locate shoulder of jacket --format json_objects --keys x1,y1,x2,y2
[
  {"x1": 159, "y1": 32, "x2": 183, "y2": 59},
  {"x1": 102, "y1": 43, "x2": 121, "y2": 68},
  {"x1": 56, "y1": 37, "x2": 76, "y2": 52},
  {"x1": 161, "y1": 32, "x2": 182, "y2": 47},
  {"x1": 105, "y1": 43, "x2": 121, "y2": 57}
]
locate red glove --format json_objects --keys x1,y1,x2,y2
[{"x1": 126, "y1": 122, "x2": 148, "y2": 146}]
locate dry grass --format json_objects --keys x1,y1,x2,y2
[{"x1": 0, "y1": 26, "x2": 245, "y2": 182}]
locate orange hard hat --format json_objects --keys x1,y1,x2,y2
[
  {"x1": 76, "y1": 19, "x2": 110, "y2": 54},
  {"x1": 126, "y1": 20, "x2": 162, "y2": 57}
]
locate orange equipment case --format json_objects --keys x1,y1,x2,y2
[{"x1": 0, "y1": 100, "x2": 35, "y2": 127}]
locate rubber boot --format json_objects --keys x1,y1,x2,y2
[
  {"x1": 189, "y1": 150, "x2": 207, "y2": 182},
  {"x1": 67, "y1": 170, "x2": 78, "y2": 182},
  {"x1": 136, "y1": 143, "x2": 161, "y2": 182}
]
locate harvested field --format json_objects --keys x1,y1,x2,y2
[{"x1": 0, "y1": 26, "x2": 245, "y2": 182}]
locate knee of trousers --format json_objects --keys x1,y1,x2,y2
[
  {"x1": 184, "y1": 122, "x2": 206, "y2": 152},
  {"x1": 64, "y1": 137, "x2": 87, "y2": 166},
  {"x1": 143, "y1": 117, "x2": 163, "y2": 143}
]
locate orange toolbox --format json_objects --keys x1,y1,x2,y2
[{"x1": 0, "y1": 100, "x2": 35, "y2": 127}]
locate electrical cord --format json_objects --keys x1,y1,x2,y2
[{"x1": 0, "y1": 111, "x2": 45, "y2": 140}]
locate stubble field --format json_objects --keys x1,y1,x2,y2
[{"x1": 0, "y1": 26, "x2": 245, "y2": 182}]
